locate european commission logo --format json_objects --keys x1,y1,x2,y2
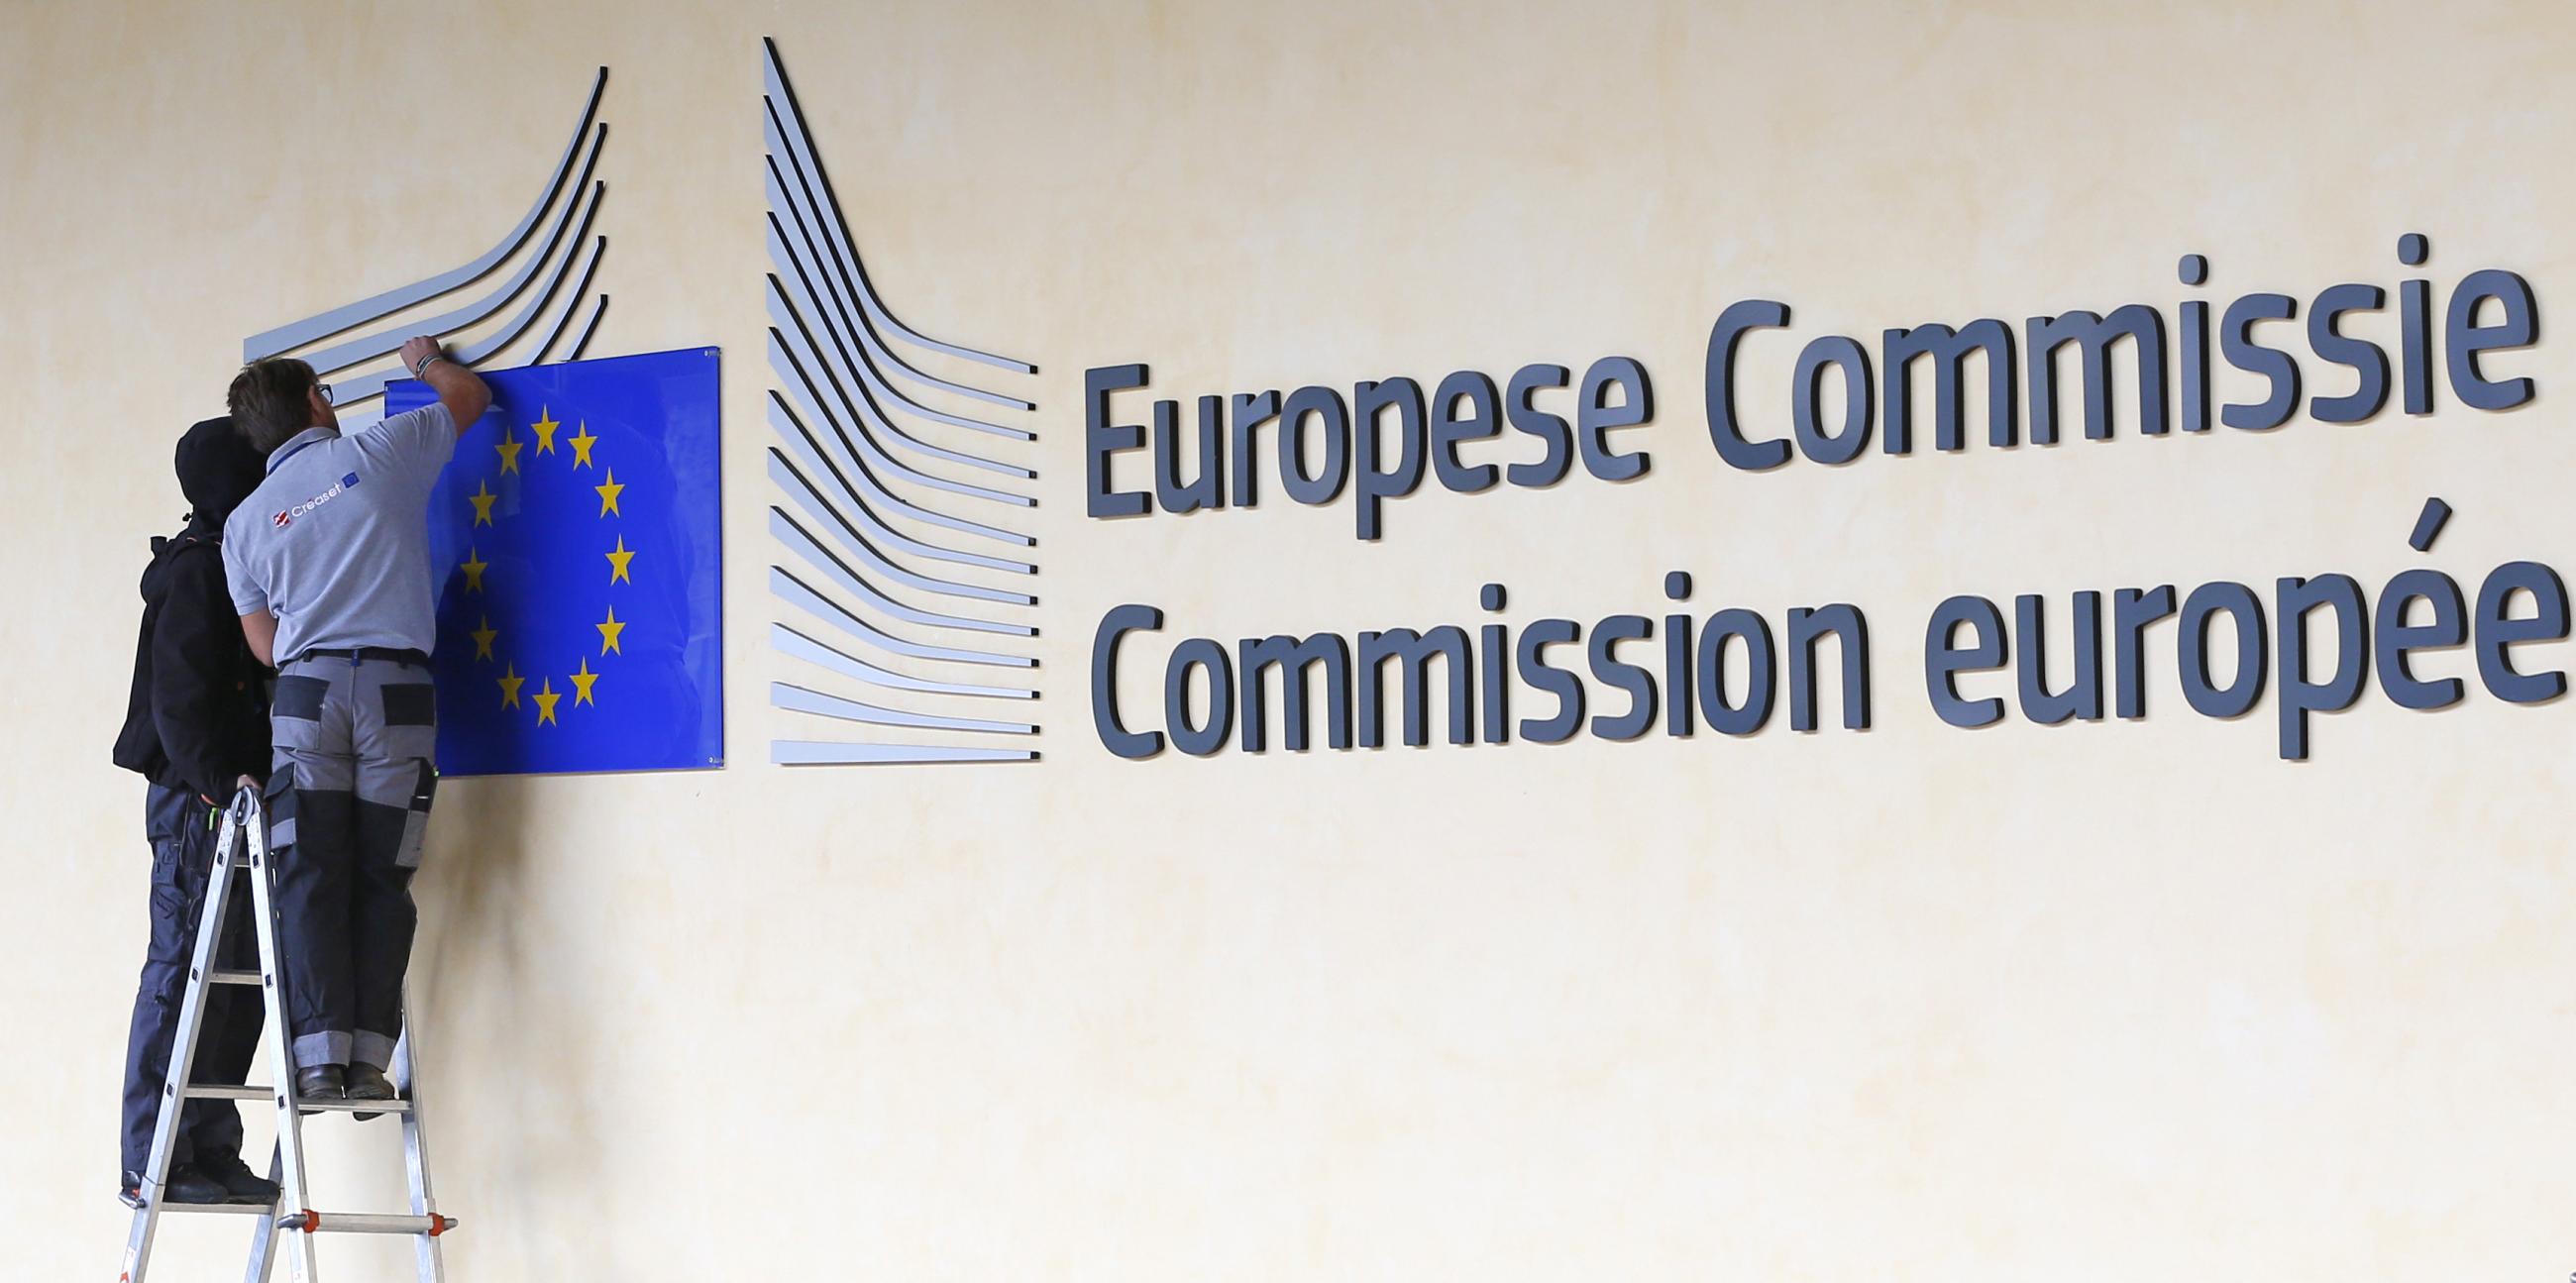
[
  {"x1": 241, "y1": 64, "x2": 699, "y2": 779},
  {"x1": 241, "y1": 45, "x2": 1044, "y2": 775}
]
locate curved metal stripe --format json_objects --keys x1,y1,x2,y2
[
  {"x1": 245, "y1": 67, "x2": 608, "y2": 360},
  {"x1": 295, "y1": 133, "x2": 605, "y2": 376},
  {"x1": 327, "y1": 209, "x2": 604, "y2": 409},
  {"x1": 770, "y1": 329, "x2": 1032, "y2": 509},
  {"x1": 760, "y1": 41, "x2": 1033, "y2": 374},
  {"x1": 760, "y1": 155, "x2": 1035, "y2": 423},
  {"x1": 762, "y1": 197, "x2": 1035, "y2": 437},
  {"x1": 762, "y1": 220, "x2": 1035, "y2": 451},
  {"x1": 776, "y1": 621, "x2": 1032, "y2": 698},
  {"x1": 771, "y1": 403, "x2": 1031, "y2": 573},
  {"x1": 773, "y1": 623, "x2": 1033, "y2": 699},
  {"x1": 772, "y1": 440, "x2": 1031, "y2": 587},
  {"x1": 768, "y1": 277, "x2": 1030, "y2": 478},
  {"x1": 773, "y1": 740, "x2": 1037, "y2": 766},
  {"x1": 758, "y1": 101, "x2": 1038, "y2": 387},
  {"x1": 771, "y1": 507, "x2": 1032, "y2": 638},
  {"x1": 452, "y1": 227, "x2": 605, "y2": 368},
  {"x1": 768, "y1": 394, "x2": 1031, "y2": 550},
  {"x1": 770, "y1": 567, "x2": 1033, "y2": 669},
  {"x1": 773, "y1": 682, "x2": 1035, "y2": 735},
  {"x1": 758, "y1": 99, "x2": 1038, "y2": 400},
  {"x1": 760, "y1": 112, "x2": 1037, "y2": 380},
  {"x1": 531, "y1": 236, "x2": 609, "y2": 365},
  {"x1": 769, "y1": 451, "x2": 1034, "y2": 606},
  {"x1": 567, "y1": 294, "x2": 609, "y2": 360},
  {"x1": 761, "y1": 156, "x2": 1031, "y2": 415}
]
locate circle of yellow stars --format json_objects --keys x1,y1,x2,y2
[{"x1": 460, "y1": 404, "x2": 631, "y2": 727}]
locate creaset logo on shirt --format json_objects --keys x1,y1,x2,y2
[{"x1": 273, "y1": 471, "x2": 363, "y2": 529}]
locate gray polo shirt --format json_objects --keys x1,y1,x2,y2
[{"x1": 225, "y1": 404, "x2": 460, "y2": 662}]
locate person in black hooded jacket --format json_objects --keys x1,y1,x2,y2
[{"x1": 107, "y1": 417, "x2": 282, "y2": 1208}]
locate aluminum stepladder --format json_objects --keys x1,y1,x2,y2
[{"x1": 119, "y1": 787, "x2": 458, "y2": 1283}]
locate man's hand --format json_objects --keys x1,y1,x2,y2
[
  {"x1": 399, "y1": 336, "x2": 442, "y2": 376},
  {"x1": 403, "y1": 335, "x2": 492, "y2": 426}
]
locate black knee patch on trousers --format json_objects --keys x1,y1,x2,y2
[
  {"x1": 264, "y1": 763, "x2": 298, "y2": 849},
  {"x1": 358, "y1": 763, "x2": 437, "y2": 871}
]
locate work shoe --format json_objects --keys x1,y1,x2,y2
[
  {"x1": 346, "y1": 1063, "x2": 396, "y2": 1121},
  {"x1": 294, "y1": 1064, "x2": 345, "y2": 1109},
  {"x1": 193, "y1": 1150, "x2": 280, "y2": 1205},
  {"x1": 159, "y1": 1164, "x2": 234, "y2": 1205}
]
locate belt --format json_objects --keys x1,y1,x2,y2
[{"x1": 289, "y1": 646, "x2": 431, "y2": 667}]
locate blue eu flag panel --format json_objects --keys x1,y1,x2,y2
[{"x1": 387, "y1": 348, "x2": 723, "y2": 776}]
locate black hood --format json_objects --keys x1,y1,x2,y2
[{"x1": 175, "y1": 415, "x2": 264, "y2": 531}]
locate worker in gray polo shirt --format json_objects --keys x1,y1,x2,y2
[{"x1": 222, "y1": 337, "x2": 488, "y2": 1107}]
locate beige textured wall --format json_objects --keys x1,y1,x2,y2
[{"x1": 7, "y1": 1, "x2": 2573, "y2": 1278}]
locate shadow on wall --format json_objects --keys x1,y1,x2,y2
[{"x1": 409, "y1": 778, "x2": 605, "y2": 1263}]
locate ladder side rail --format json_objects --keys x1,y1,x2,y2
[
  {"x1": 242, "y1": 1146, "x2": 281, "y2": 1283},
  {"x1": 242, "y1": 791, "x2": 321, "y2": 1283},
  {"x1": 394, "y1": 1004, "x2": 447, "y2": 1282},
  {"x1": 120, "y1": 800, "x2": 249, "y2": 1283}
]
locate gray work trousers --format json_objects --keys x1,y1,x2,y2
[{"x1": 268, "y1": 652, "x2": 437, "y2": 1070}]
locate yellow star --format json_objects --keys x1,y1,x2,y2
[
  {"x1": 471, "y1": 615, "x2": 497, "y2": 661},
  {"x1": 469, "y1": 480, "x2": 497, "y2": 527},
  {"x1": 595, "y1": 469, "x2": 625, "y2": 517},
  {"x1": 459, "y1": 546, "x2": 487, "y2": 592},
  {"x1": 596, "y1": 605, "x2": 625, "y2": 655},
  {"x1": 496, "y1": 664, "x2": 524, "y2": 709},
  {"x1": 568, "y1": 421, "x2": 597, "y2": 469},
  {"x1": 570, "y1": 658, "x2": 599, "y2": 706},
  {"x1": 605, "y1": 534, "x2": 635, "y2": 584},
  {"x1": 495, "y1": 428, "x2": 523, "y2": 475},
  {"x1": 533, "y1": 679, "x2": 562, "y2": 726},
  {"x1": 530, "y1": 405, "x2": 561, "y2": 455}
]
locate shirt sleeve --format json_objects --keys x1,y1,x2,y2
[
  {"x1": 221, "y1": 518, "x2": 268, "y2": 616},
  {"x1": 360, "y1": 402, "x2": 462, "y2": 475}
]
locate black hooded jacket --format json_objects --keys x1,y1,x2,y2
[{"x1": 111, "y1": 417, "x2": 272, "y2": 801}]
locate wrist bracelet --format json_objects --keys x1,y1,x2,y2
[{"x1": 412, "y1": 353, "x2": 449, "y2": 377}]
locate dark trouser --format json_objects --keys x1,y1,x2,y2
[
  {"x1": 268, "y1": 654, "x2": 438, "y2": 1071},
  {"x1": 121, "y1": 783, "x2": 263, "y2": 1179}
]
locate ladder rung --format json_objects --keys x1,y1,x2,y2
[
  {"x1": 151, "y1": 1201, "x2": 273, "y2": 1217},
  {"x1": 181, "y1": 1084, "x2": 413, "y2": 1114},
  {"x1": 206, "y1": 969, "x2": 263, "y2": 986},
  {"x1": 276, "y1": 1211, "x2": 458, "y2": 1236},
  {"x1": 181, "y1": 1085, "x2": 271, "y2": 1101},
  {"x1": 299, "y1": 1097, "x2": 413, "y2": 1115}
]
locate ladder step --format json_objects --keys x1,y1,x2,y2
[
  {"x1": 181, "y1": 1084, "x2": 413, "y2": 1114},
  {"x1": 150, "y1": 1201, "x2": 274, "y2": 1217},
  {"x1": 206, "y1": 969, "x2": 263, "y2": 986},
  {"x1": 276, "y1": 1211, "x2": 458, "y2": 1236},
  {"x1": 180, "y1": 1085, "x2": 269, "y2": 1101}
]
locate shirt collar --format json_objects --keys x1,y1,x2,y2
[{"x1": 265, "y1": 426, "x2": 340, "y2": 476}]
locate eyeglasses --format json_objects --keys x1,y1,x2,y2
[{"x1": 315, "y1": 382, "x2": 335, "y2": 406}]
